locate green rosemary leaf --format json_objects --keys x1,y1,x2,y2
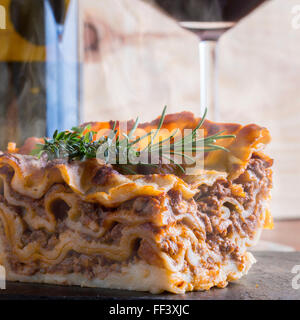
[
  {"x1": 170, "y1": 151, "x2": 196, "y2": 163},
  {"x1": 205, "y1": 144, "x2": 230, "y2": 152},
  {"x1": 128, "y1": 118, "x2": 139, "y2": 140},
  {"x1": 53, "y1": 130, "x2": 58, "y2": 139},
  {"x1": 150, "y1": 129, "x2": 179, "y2": 152},
  {"x1": 128, "y1": 131, "x2": 152, "y2": 147},
  {"x1": 31, "y1": 106, "x2": 236, "y2": 174},
  {"x1": 151, "y1": 105, "x2": 167, "y2": 145},
  {"x1": 121, "y1": 166, "x2": 138, "y2": 175},
  {"x1": 142, "y1": 105, "x2": 167, "y2": 153},
  {"x1": 161, "y1": 154, "x2": 185, "y2": 173}
]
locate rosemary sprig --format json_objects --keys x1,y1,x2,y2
[
  {"x1": 31, "y1": 124, "x2": 103, "y2": 161},
  {"x1": 31, "y1": 107, "x2": 236, "y2": 174}
]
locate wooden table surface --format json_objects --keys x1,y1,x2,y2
[{"x1": 261, "y1": 220, "x2": 300, "y2": 251}]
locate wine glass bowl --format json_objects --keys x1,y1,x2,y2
[{"x1": 151, "y1": 0, "x2": 268, "y2": 119}]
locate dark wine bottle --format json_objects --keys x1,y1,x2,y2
[{"x1": 0, "y1": 0, "x2": 70, "y2": 149}]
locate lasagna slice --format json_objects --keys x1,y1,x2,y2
[{"x1": 0, "y1": 112, "x2": 273, "y2": 294}]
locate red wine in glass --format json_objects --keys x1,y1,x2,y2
[
  {"x1": 151, "y1": 0, "x2": 269, "y2": 120},
  {"x1": 153, "y1": 0, "x2": 268, "y2": 40}
]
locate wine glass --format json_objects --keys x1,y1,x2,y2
[{"x1": 152, "y1": 0, "x2": 269, "y2": 120}]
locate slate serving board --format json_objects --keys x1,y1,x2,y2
[{"x1": 0, "y1": 252, "x2": 299, "y2": 300}]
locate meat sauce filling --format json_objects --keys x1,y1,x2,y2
[{"x1": 0, "y1": 156, "x2": 272, "y2": 276}]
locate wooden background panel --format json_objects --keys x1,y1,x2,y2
[{"x1": 80, "y1": 0, "x2": 200, "y2": 122}]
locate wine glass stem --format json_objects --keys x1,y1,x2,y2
[{"x1": 199, "y1": 40, "x2": 219, "y2": 120}]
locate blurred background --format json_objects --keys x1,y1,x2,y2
[{"x1": 0, "y1": 0, "x2": 299, "y2": 250}]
